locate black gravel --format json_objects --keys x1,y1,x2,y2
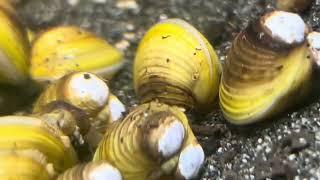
[{"x1": 16, "y1": 0, "x2": 320, "y2": 179}]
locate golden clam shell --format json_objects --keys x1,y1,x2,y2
[
  {"x1": 30, "y1": 26, "x2": 123, "y2": 83},
  {"x1": 0, "y1": 150, "x2": 52, "y2": 180},
  {"x1": 219, "y1": 11, "x2": 312, "y2": 124},
  {"x1": 0, "y1": 6, "x2": 30, "y2": 85},
  {"x1": 0, "y1": 116, "x2": 78, "y2": 172},
  {"x1": 93, "y1": 101, "x2": 204, "y2": 180},
  {"x1": 133, "y1": 18, "x2": 221, "y2": 111}
]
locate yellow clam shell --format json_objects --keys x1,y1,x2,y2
[
  {"x1": 30, "y1": 26, "x2": 123, "y2": 83},
  {"x1": 93, "y1": 101, "x2": 204, "y2": 180},
  {"x1": 219, "y1": 11, "x2": 312, "y2": 124},
  {"x1": 0, "y1": 6, "x2": 30, "y2": 85},
  {"x1": 0, "y1": 116, "x2": 78, "y2": 172},
  {"x1": 0, "y1": 150, "x2": 52, "y2": 180},
  {"x1": 133, "y1": 18, "x2": 221, "y2": 111}
]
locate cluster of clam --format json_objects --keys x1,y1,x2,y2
[
  {"x1": 0, "y1": 0, "x2": 320, "y2": 179},
  {"x1": 0, "y1": 1, "x2": 203, "y2": 180}
]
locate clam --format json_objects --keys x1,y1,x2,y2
[
  {"x1": 33, "y1": 72, "x2": 110, "y2": 119},
  {"x1": 219, "y1": 11, "x2": 313, "y2": 124},
  {"x1": 93, "y1": 101, "x2": 204, "y2": 180},
  {"x1": 30, "y1": 26, "x2": 123, "y2": 83},
  {"x1": 33, "y1": 71, "x2": 126, "y2": 146},
  {"x1": 0, "y1": 150, "x2": 53, "y2": 179},
  {"x1": 0, "y1": 116, "x2": 77, "y2": 173},
  {"x1": 0, "y1": 5, "x2": 30, "y2": 85},
  {"x1": 133, "y1": 18, "x2": 221, "y2": 111}
]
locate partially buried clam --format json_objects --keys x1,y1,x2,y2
[
  {"x1": 93, "y1": 102, "x2": 204, "y2": 180},
  {"x1": 30, "y1": 26, "x2": 123, "y2": 83},
  {"x1": 134, "y1": 18, "x2": 221, "y2": 111},
  {"x1": 219, "y1": 11, "x2": 316, "y2": 124}
]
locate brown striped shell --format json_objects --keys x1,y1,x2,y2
[{"x1": 219, "y1": 11, "x2": 313, "y2": 124}]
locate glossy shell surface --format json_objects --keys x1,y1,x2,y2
[
  {"x1": 0, "y1": 150, "x2": 52, "y2": 180},
  {"x1": 134, "y1": 18, "x2": 221, "y2": 111},
  {"x1": 219, "y1": 11, "x2": 312, "y2": 124},
  {"x1": 30, "y1": 26, "x2": 123, "y2": 83},
  {"x1": 0, "y1": 6, "x2": 29, "y2": 85},
  {"x1": 0, "y1": 116, "x2": 77, "y2": 172}
]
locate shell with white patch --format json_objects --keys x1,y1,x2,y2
[
  {"x1": 133, "y1": 18, "x2": 221, "y2": 111},
  {"x1": 93, "y1": 102, "x2": 204, "y2": 180},
  {"x1": 33, "y1": 72, "x2": 109, "y2": 119},
  {"x1": 219, "y1": 10, "x2": 313, "y2": 124}
]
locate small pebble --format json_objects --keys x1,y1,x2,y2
[
  {"x1": 116, "y1": 0, "x2": 139, "y2": 10},
  {"x1": 115, "y1": 39, "x2": 130, "y2": 51}
]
